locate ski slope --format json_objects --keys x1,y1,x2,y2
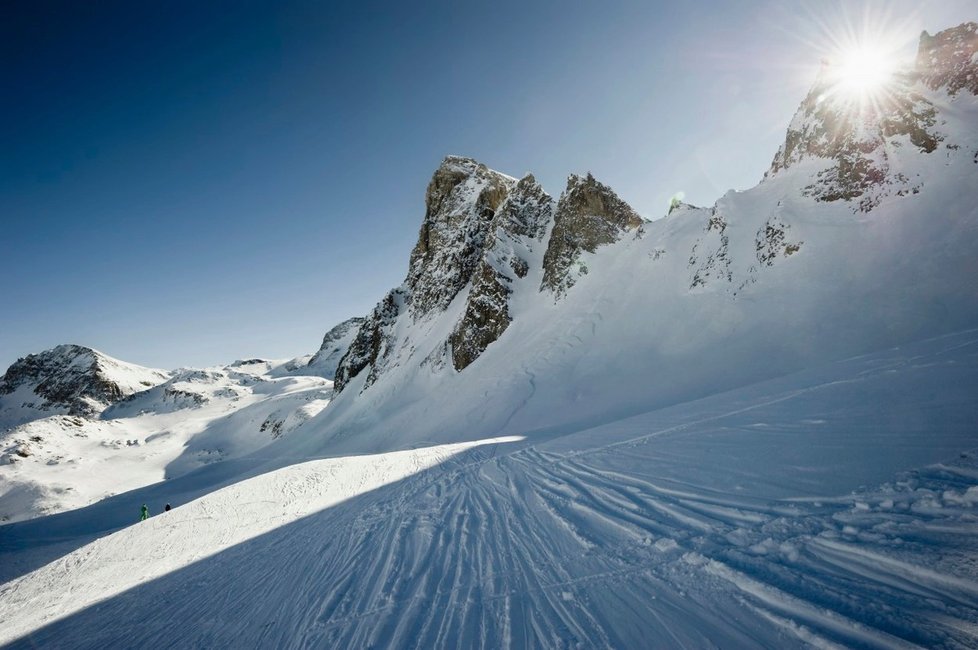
[{"x1": 2, "y1": 329, "x2": 977, "y2": 648}]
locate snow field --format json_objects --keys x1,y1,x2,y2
[{"x1": 1, "y1": 330, "x2": 976, "y2": 648}]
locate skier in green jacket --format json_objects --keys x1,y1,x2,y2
[{"x1": 140, "y1": 504, "x2": 149, "y2": 521}]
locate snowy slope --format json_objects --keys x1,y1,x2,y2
[
  {"x1": 1, "y1": 329, "x2": 976, "y2": 647},
  {"x1": 304, "y1": 317, "x2": 366, "y2": 379},
  {"x1": 0, "y1": 359, "x2": 332, "y2": 524}
]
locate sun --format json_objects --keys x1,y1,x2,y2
[{"x1": 831, "y1": 46, "x2": 895, "y2": 96}]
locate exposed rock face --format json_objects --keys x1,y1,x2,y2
[
  {"x1": 541, "y1": 173, "x2": 643, "y2": 296},
  {"x1": 755, "y1": 217, "x2": 802, "y2": 267},
  {"x1": 337, "y1": 157, "x2": 535, "y2": 390},
  {"x1": 306, "y1": 317, "x2": 366, "y2": 380},
  {"x1": 917, "y1": 22, "x2": 978, "y2": 95},
  {"x1": 406, "y1": 156, "x2": 516, "y2": 317},
  {"x1": 334, "y1": 289, "x2": 406, "y2": 393},
  {"x1": 450, "y1": 174, "x2": 554, "y2": 371},
  {"x1": 336, "y1": 163, "x2": 647, "y2": 391},
  {"x1": 0, "y1": 345, "x2": 169, "y2": 424},
  {"x1": 767, "y1": 70, "x2": 938, "y2": 211},
  {"x1": 767, "y1": 24, "x2": 978, "y2": 212}
]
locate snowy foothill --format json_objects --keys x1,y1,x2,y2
[{"x1": 0, "y1": 360, "x2": 333, "y2": 523}]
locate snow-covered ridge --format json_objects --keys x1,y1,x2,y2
[
  {"x1": 305, "y1": 316, "x2": 366, "y2": 379},
  {"x1": 0, "y1": 344, "x2": 169, "y2": 428},
  {"x1": 0, "y1": 315, "x2": 366, "y2": 524},
  {"x1": 0, "y1": 356, "x2": 334, "y2": 523}
]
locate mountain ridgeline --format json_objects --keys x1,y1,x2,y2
[
  {"x1": 334, "y1": 162, "x2": 646, "y2": 392},
  {"x1": 333, "y1": 22, "x2": 978, "y2": 396}
]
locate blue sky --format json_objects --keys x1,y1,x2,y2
[{"x1": 2, "y1": 0, "x2": 975, "y2": 371}]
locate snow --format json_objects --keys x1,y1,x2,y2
[
  {"x1": 0, "y1": 364, "x2": 332, "y2": 523},
  {"x1": 1, "y1": 331, "x2": 976, "y2": 647}
]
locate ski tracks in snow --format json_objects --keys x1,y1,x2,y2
[
  {"x1": 3, "y1": 429, "x2": 978, "y2": 648},
  {"x1": 297, "y1": 443, "x2": 978, "y2": 648}
]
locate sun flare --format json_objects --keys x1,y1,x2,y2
[{"x1": 832, "y1": 46, "x2": 895, "y2": 94}]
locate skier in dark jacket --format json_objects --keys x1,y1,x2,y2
[{"x1": 140, "y1": 504, "x2": 149, "y2": 521}]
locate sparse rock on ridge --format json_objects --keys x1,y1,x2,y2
[
  {"x1": 406, "y1": 156, "x2": 517, "y2": 317},
  {"x1": 917, "y1": 22, "x2": 978, "y2": 95},
  {"x1": 450, "y1": 174, "x2": 554, "y2": 370},
  {"x1": 0, "y1": 345, "x2": 169, "y2": 427},
  {"x1": 767, "y1": 23, "x2": 978, "y2": 212},
  {"x1": 305, "y1": 317, "x2": 366, "y2": 380},
  {"x1": 541, "y1": 173, "x2": 643, "y2": 296}
]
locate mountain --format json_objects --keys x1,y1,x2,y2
[
  {"x1": 0, "y1": 355, "x2": 333, "y2": 523},
  {"x1": 307, "y1": 23, "x2": 978, "y2": 459},
  {"x1": 0, "y1": 345, "x2": 169, "y2": 429},
  {"x1": 2, "y1": 22, "x2": 977, "y2": 649}
]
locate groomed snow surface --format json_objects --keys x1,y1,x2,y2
[{"x1": 2, "y1": 329, "x2": 977, "y2": 648}]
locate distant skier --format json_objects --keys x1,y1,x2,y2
[
  {"x1": 140, "y1": 504, "x2": 149, "y2": 521},
  {"x1": 164, "y1": 503, "x2": 171, "y2": 512}
]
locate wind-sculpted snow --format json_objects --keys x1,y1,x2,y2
[{"x1": 2, "y1": 330, "x2": 977, "y2": 648}]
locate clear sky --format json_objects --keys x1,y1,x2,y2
[{"x1": 2, "y1": 0, "x2": 975, "y2": 371}]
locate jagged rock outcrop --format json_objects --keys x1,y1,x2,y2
[
  {"x1": 336, "y1": 157, "x2": 530, "y2": 391},
  {"x1": 767, "y1": 70, "x2": 938, "y2": 211},
  {"x1": 406, "y1": 156, "x2": 516, "y2": 317},
  {"x1": 305, "y1": 317, "x2": 366, "y2": 380},
  {"x1": 0, "y1": 345, "x2": 169, "y2": 425},
  {"x1": 917, "y1": 22, "x2": 978, "y2": 95},
  {"x1": 450, "y1": 174, "x2": 554, "y2": 371},
  {"x1": 767, "y1": 24, "x2": 978, "y2": 212},
  {"x1": 335, "y1": 162, "x2": 647, "y2": 391},
  {"x1": 755, "y1": 217, "x2": 802, "y2": 267},
  {"x1": 541, "y1": 173, "x2": 643, "y2": 296},
  {"x1": 334, "y1": 289, "x2": 406, "y2": 393}
]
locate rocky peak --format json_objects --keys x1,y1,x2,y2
[
  {"x1": 335, "y1": 157, "x2": 520, "y2": 394},
  {"x1": 449, "y1": 174, "x2": 555, "y2": 371},
  {"x1": 305, "y1": 317, "x2": 367, "y2": 380},
  {"x1": 406, "y1": 156, "x2": 517, "y2": 316},
  {"x1": 0, "y1": 345, "x2": 169, "y2": 424},
  {"x1": 497, "y1": 174, "x2": 553, "y2": 241},
  {"x1": 541, "y1": 173, "x2": 643, "y2": 296},
  {"x1": 766, "y1": 50, "x2": 942, "y2": 211},
  {"x1": 916, "y1": 22, "x2": 978, "y2": 95}
]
